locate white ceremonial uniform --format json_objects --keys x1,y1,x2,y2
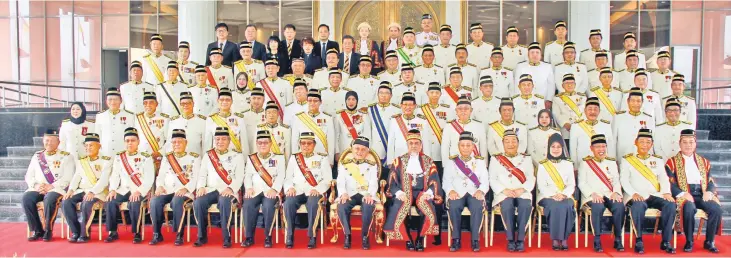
[
  {"x1": 653, "y1": 121, "x2": 693, "y2": 160},
  {"x1": 543, "y1": 41, "x2": 567, "y2": 66},
  {"x1": 156, "y1": 80, "x2": 189, "y2": 117},
  {"x1": 188, "y1": 84, "x2": 219, "y2": 116},
  {"x1": 586, "y1": 69, "x2": 620, "y2": 91},
  {"x1": 68, "y1": 156, "x2": 113, "y2": 200},
  {"x1": 512, "y1": 94, "x2": 545, "y2": 129},
  {"x1": 614, "y1": 51, "x2": 647, "y2": 70},
  {"x1": 59, "y1": 119, "x2": 95, "y2": 158},
  {"x1": 577, "y1": 156, "x2": 621, "y2": 207},
  {"x1": 96, "y1": 109, "x2": 136, "y2": 157},
  {"x1": 283, "y1": 101, "x2": 307, "y2": 126},
  {"x1": 612, "y1": 111, "x2": 655, "y2": 159},
  {"x1": 443, "y1": 155, "x2": 489, "y2": 197},
  {"x1": 514, "y1": 61, "x2": 556, "y2": 101},
  {"x1": 241, "y1": 108, "x2": 267, "y2": 143},
  {"x1": 231, "y1": 88, "x2": 254, "y2": 114},
  {"x1": 579, "y1": 48, "x2": 613, "y2": 71},
  {"x1": 471, "y1": 96, "x2": 501, "y2": 126},
  {"x1": 397, "y1": 45, "x2": 423, "y2": 66},
  {"x1": 386, "y1": 114, "x2": 434, "y2": 164},
  {"x1": 290, "y1": 111, "x2": 337, "y2": 164},
  {"x1": 616, "y1": 69, "x2": 653, "y2": 92},
  {"x1": 134, "y1": 112, "x2": 170, "y2": 154},
  {"x1": 416, "y1": 103, "x2": 454, "y2": 162},
  {"x1": 336, "y1": 157, "x2": 379, "y2": 198},
  {"x1": 441, "y1": 119, "x2": 488, "y2": 162},
  {"x1": 205, "y1": 65, "x2": 234, "y2": 89},
  {"x1": 392, "y1": 81, "x2": 427, "y2": 105},
  {"x1": 416, "y1": 32, "x2": 440, "y2": 47},
  {"x1": 414, "y1": 64, "x2": 445, "y2": 86},
  {"x1": 479, "y1": 66, "x2": 515, "y2": 99},
  {"x1": 335, "y1": 109, "x2": 371, "y2": 154},
  {"x1": 554, "y1": 62, "x2": 589, "y2": 93},
  {"x1": 619, "y1": 89, "x2": 663, "y2": 123},
  {"x1": 233, "y1": 59, "x2": 265, "y2": 84},
  {"x1": 312, "y1": 68, "x2": 350, "y2": 90},
  {"x1": 347, "y1": 74, "x2": 380, "y2": 107},
  {"x1": 439, "y1": 85, "x2": 474, "y2": 107},
  {"x1": 204, "y1": 112, "x2": 249, "y2": 155},
  {"x1": 366, "y1": 103, "x2": 401, "y2": 161},
  {"x1": 142, "y1": 52, "x2": 173, "y2": 85},
  {"x1": 244, "y1": 153, "x2": 285, "y2": 195},
  {"x1": 501, "y1": 44, "x2": 528, "y2": 70},
  {"x1": 552, "y1": 91, "x2": 587, "y2": 138},
  {"x1": 527, "y1": 126, "x2": 562, "y2": 164},
  {"x1": 661, "y1": 95, "x2": 696, "y2": 126},
  {"x1": 536, "y1": 159, "x2": 575, "y2": 202},
  {"x1": 569, "y1": 119, "x2": 615, "y2": 167},
  {"x1": 257, "y1": 77, "x2": 292, "y2": 112},
  {"x1": 486, "y1": 120, "x2": 528, "y2": 155},
  {"x1": 177, "y1": 61, "x2": 198, "y2": 85},
  {"x1": 377, "y1": 70, "x2": 401, "y2": 86},
  {"x1": 284, "y1": 152, "x2": 332, "y2": 195},
  {"x1": 197, "y1": 149, "x2": 245, "y2": 194},
  {"x1": 447, "y1": 63, "x2": 480, "y2": 90},
  {"x1": 649, "y1": 69, "x2": 677, "y2": 99},
  {"x1": 156, "y1": 151, "x2": 201, "y2": 199},
  {"x1": 434, "y1": 44, "x2": 457, "y2": 69},
  {"x1": 110, "y1": 151, "x2": 155, "y2": 196},
  {"x1": 166, "y1": 114, "x2": 207, "y2": 154},
  {"x1": 320, "y1": 86, "x2": 351, "y2": 115},
  {"x1": 25, "y1": 150, "x2": 75, "y2": 194},
  {"x1": 282, "y1": 74, "x2": 313, "y2": 89},
  {"x1": 120, "y1": 81, "x2": 155, "y2": 114},
  {"x1": 619, "y1": 153, "x2": 670, "y2": 204},
  {"x1": 251, "y1": 123, "x2": 291, "y2": 162},
  {"x1": 587, "y1": 86, "x2": 623, "y2": 123},
  {"x1": 489, "y1": 153, "x2": 535, "y2": 206},
  {"x1": 466, "y1": 42, "x2": 494, "y2": 70}
]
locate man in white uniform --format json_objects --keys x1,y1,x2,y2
[
  {"x1": 120, "y1": 60, "x2": 155, "y2": 114},
  {"x1": 614, "y1": 32, "x2": 647, "y2": 70},
  {"x1": 543, "y1": 21, "x2": 569, "y2": 65},
  {"x1": 514, "y1": 42, "x2": 555, "y2": 108},
  {"x1": 479, "y1": 47, "x2": 514, "y2": 99},
  {"x1": 579, "y1": 29, "x2": 613, "y2": 70},
  {"x1": 501, "y1": 26, "x2": 528, "y2": 70},
  {"x1": 465, "y1": 23, "x2": 494, "y2": 70}
]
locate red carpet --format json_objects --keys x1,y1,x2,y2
[{"x1": 1, "y1": 223, "x2": 728, "y2": 257}]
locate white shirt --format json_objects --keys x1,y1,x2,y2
[
  {"x1": 387, "y1": 38, "x2": 399, "y2": 52},
  {"x1": 395, "y1": 154, "x2": 434, "y2": 198},
  {"x1": 359, "y1": 40, "x2": 369, "y2": 55},
  {"x1": 217, "y1": 40, "x2": 227, "y2": 52},
  {"x1": 683, "y1": 154, "x2": 702, "y2": 184}
]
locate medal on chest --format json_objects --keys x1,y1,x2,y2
[
  {"x1": 153, "y1": 119, "x2": 164, "y2": 129},
  {"x1": 268, "y1": 159, "x2": 277, "y2": 167},
  {"x1": 81, "y1": 127, "x2": 88, "y2": 135},
  {"x1": 120, "y1": 117, "x2": 127, "y2": 125}
]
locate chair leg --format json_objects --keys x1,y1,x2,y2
[
  {"x1": 99, "y1": 208, "x2": 103, "y2": 241},
  {"x1": 423, "y1": 235, "x2": 427, "y2": 248},
  {"x1": 695, "y1": 219, "x2": 704, "y2": 241},
  {"x1": 142, "y1": 207, "x2": 146, "y2": 240},
  {"x1": 629, "y1": 218, "x2": 634, "y2": 248},
  {"x1": 584, "y1": 211, "x2": 589, "y2": 248},
  {"x1": 61, "y1": 213, "x2": 65, "y2": 239},
  {"x1": 208, "y1": 213, "x2": 212, "y2": 234},
  {"x1": 489, "y1": 213, "x2": 495, "y2": 247},
  {"x1": 447, "y1": 211, "x2": 452, "y2": 247},
  {"x1": 275, "y1": 209, "x2": 279, "y2": 244},
  {"x1": 575, "y1": 211, "x2": 579, "y2": 248},
  {"x1": 235, "y1": 209, "x2": 239, "y2": 244},
  {"x1": 537, "y1": 212, "x2": 542, "y2": 248},
  {"x1": 320, "y1": 208, "x2": 324, "y2": 244},
  {"x1": 164, "y1": 210, "x2": 170, "y2": 233},
  {"x1": 653, "y1": 217, "x2": 660, "y2": 239},
  {"x1": 484, "y1": 212, "x2": 488, "y2": 248},
  {"x1": 186, "y1": 209, "x2": 191, "y2": 243},
  {"x1": 528, "y1": 209, "x2": 533, "y2": 248}
]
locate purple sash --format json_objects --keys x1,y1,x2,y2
[
  {"x1": 454, "y1": 158, "x2": 480, "y2": 188},
  {"x1": 37, "y1": 152, "x2": 56, "y2": 184}
]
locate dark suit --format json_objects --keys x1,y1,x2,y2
[
  {"x1": 314, "y1": 40, "x2": 340, "y2": 66},
  {"x1": 303, "y1": 53, "x2": 322, "y2": 75},
  {"x1": 205, "y1": 40, "x2": 240, "y2": 66},
  {"x1": 250, "y1": 41, "x2": 268, "y2": 61},
  {"x1": 338, "y1": 52, "x2": 361, "y2": 75},
  {"x1": 279, "y1": 39, "x2": 303, "y2": 75}
]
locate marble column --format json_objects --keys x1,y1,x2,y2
[
  {"x1": 569, "y1": 0, "x2": 611, "y2": 52},
  {"x1": 178, "y1": 0, "x2": 216, "y2": 64}
]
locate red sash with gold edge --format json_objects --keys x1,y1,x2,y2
[
  {"x1": 495, "y1": 155, "x2": 526, "y2": 183},
  {"x1": 449, "y1": 120, "x2": 480, "y2": 156},
  {"x1": 259, "y1": 79, "x2": 284, "y2": 119},
  {"x1": 420, "y1": 105, "x2": 443, "y2": 144},
  {"x1": 207, "y1": 150, "x2": 232, "y2": 185},
  {"x1": 585, "y1": 159, "x2": 613, "y2": 191},
  {"x1": 166, "y1": 153, "x2": 189, "y2": 185},
  {"x1": 120, "y1": 152, "x2": 142, "y2": 186},
  {"x1": 205, "y1": 67, "x2": 219, "y2": 90},
  {"x1": 395, "y1": 115, "x2": 409, "y2": 140},
  {"x1": 444, "y1": 86, "x2": 459, "y2": 103},
  {"x1": 339, "y1": 111, "x2": 358, "y2": 140},
  {"x1": 249, "y1": 154, "x2": 274, "y2": 187},
  {"x1": 294, "y1": 153, "x2": 318, "y2": 187}
]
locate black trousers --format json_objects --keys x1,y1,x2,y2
[
  {"x1": 149, "y1": 194, "x2": 191, "y2": 234},
  {"x1": 337, "y1": 193, "x2": 375, "y2": 237},
  {"x1": 61, "y1": 193, "x2": 100, "y2": 237},
  {"x1": 433, "y1": 161, "x2": 444, "y2": 239},
  {"x1": 681, "y1": 193, "x2": 722, "y2": 242},
  {"x1": 629, "y1": 195, "x2": 676, "y2": 242},
  {"x1": 242, "y1": 193, "x2": 277, "y2": 238},
  {"x1": 105, "y1": 192, "x2": 145, "y2": 234},
  {"x1": 447, "y1": 193, "x2": 484, "y2": 241},
  {"x1": 22, "y1": 191, "x2": 62, "y2": 233},
  {"x1": 538, "y1": 198, "x2": 575, "y2": 241},
  {"x1": 588, "y1": 196, "x2": 625, "y2": 239},
  {"x1": 500, "y1": 197, "x2": 532, "y2": 241},
  {"x1": 283, "y1": 194, "x2": 322, "y2": 238},
  {"x1": 193, "y1": 191, "x2": 236, "y2": 239}
]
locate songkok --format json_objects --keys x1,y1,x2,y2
[
  {"x1": 504, "y1": 129, "x2": 517, "y2": 138},
  {"x1": 299, "y1": 132, "x2": 316, "y2": 142},
  {"x1": 328, "y1": 67, "x2": 341, "y2": 76},
  {"x1": 179, "y1": 91, "x2": 193, "y2": 101},
  {"x1": 166, "y1": 61, "x2": 178, "y2": 70},
  {"x1": 657, "y1": 51, "x2": 670, "y2": 59},
  {"x1": 519, "y1": 74, "x2": 533, "y2": 83},
  {"x1": 422, "y1": 14, "x2": 433, "y2": 20},
  {"x1": 459, "y1": 131, "x2": 475, "y2": 142},
  {"x1": 589, "y1": 29, "x2": 602, "y2": 37},
  {"x1": 106, "y1": 87, "x2": 121, "y2": 97},
  {"x1": 595, "y1": 51, "x2": 608, "y2": 59},
  {"x1": 307, "y1": 88, "x2": 321, "y2": 99},
  {"x1": 384, "y1": 50, "x2": 397, "y2": 59},
  {"x1": 664, "y1": 98, "x2": 681, "y2": 109},
  {"x1": 44, "y1": 129, "x2": 59, "y2": 137},
  {"x1": 634, "y1": 68, "x2": 647, "y2": 78},
  {"x1": 599, "y1": 66, "x2": 613, "y2": 74},
  {"x1": 130, "y1": 60, "x2": 142, "y2": 69},
  {"x1": 586, "y1": 97, "x2": 600, "y2": 107},
  {"x1": 209, "y1": 47, "x2": 223, "y2": 56},
  {"x1": 214, "y1": 127, "x2": 230, "y2": 137},
  {"x1": 143, "y1": 91, "x2": 157, "y2": 101},
  {"x1": 124, "y1": 127, "x2": 138, "y2": 138},
  {"x1": 457, "y1": 96, "x2": 471, "y2": 106},
  {"x1": 84, "y1": 133, "x2": 100, "y2": 143},
  {"x1": 379, "y1": 81, "x2": 392, "y2": 91},
  {"x1": 239, "y1": 41, "x2": 252, "y2": 49},
  {"x1": 403, "y1": 27, "x2": 415, "y2": 35},
  {"x1": 500, "y1": 98, "x2": 514, "y2": 108},
  {"x1": 401, "y1": 63, "x2": 414, "y2": 71},
  {"x1": 265, "y1": 59, "x2": 279, "y2": 66},
  {"x1": 171, "y1": 129, "x2": 186, "y2": 139},
  {"x1": 406, "y1": 129, "x2": 421, "y2": 141},
  {"x1": 555, "y1": 20, "x2": 567, "y2": 29},
  {"x1": 628, "y1": 87, "x2": 644, "y2": 98},
  {"x1": 326, "y1": 48, "x2": 339, "y2": 56},
  {"x1": 637, "y1": 128, "x2": 652, "y2": 139},
  {"x1": 218, "y1": 88, "x2": 232, "y2": 97},
  {"x1": 480, "y1": 75, "x2": 493, "y2": 85},
  {"x1": 591, "y1": 134, "x2": 607, "y2": 145},
  {"x1": 680, "y1": 129, "x2": 696, "y2": 138},
  {"x1": 178, "y1": 41, "x2": 190, "y2": 49},
  {"x1": 256, "y1": 130, "x2": 272, "y2": 140},
  {"x1": 352, "y1": 136, "x2": 370, "y2": 148},
  {"x1": 251, "y1": 87, "x2": 265, "y2": 97},
  {"x1": 440, "y1": 24, "x2": 452, "y2": 32},
  {"x1": 470, "y1": 23, "x2": 483, "y2": 31},
  {"x1": 359, "y1": 56, "x2": 372, "y2": 63},
  {"x1": 528, "y1": 42, "x2": 541, "y2": 51},
  {"x1": 194, "y1": 65, "x2": 206, "y2": 73},
  {"x1": 562, "y1": 41, "x2": 576, "y2": 51},
  {"x1": 401, "y1": 92, "x2": 416, "y2": 103},
  {"x1": 428, "y1": 82, "x2": 441, "y2": 91},
  {"x1": 506, "y1": 26, "x2": 518, "y2": 34},
  {"x1": 624, "y1": 32, "x2": 636, "y2": 40},
  {"x1": 150, "y1": 34, "x2": 162, "y2": 42},
  {"x1": 491, "y1": 47, "x2": 503, "y2": 56},
  {"x1": 422, "y1": 45, "x2": 434, "y2": 53},
  {"x1": 449, "y1": 66, "x2": 462, "y2": 75},
  {"x1": 672, "y1": 74, "x2": 685, "y2": 82},
  {"x1": 293, "y1": 78, "x2": 307, "y2": 88},
  {"x1": 562, "y1": 73, "x2": 575, "y2": 82},
  {"x1": 265, "y1": 101, "x2": 279, "y2": 110},
  {"x1": 626, "y1": 50, "x2": 639, "y2": 58}
]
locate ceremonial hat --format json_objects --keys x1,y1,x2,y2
[
  {"x1": 379, "y1": 81, "x2": 392, "y2": 91},
  {"x1": 459, "y1": 131, "x2": 475, "y2": 142},
  {"x1": 352, "y1": 136, "x2": 370, "y2": 148},
  {"x1": 586, "y1": 97, "x2": 600, "y2": 107},
  {"x1": 491, "y1": 47, "x2": 503, "y2": 56},
  {"x1": 555, "y1": 20, "x2": 567, "y2": 29},
  {"x1": 179, "y1": 91, "x2": 193, "y2": 101},
  {"x1": 500, "y1": 97, "x2": 514, "y2": 108},
  {"x1": 422, "y1": 44, "x2": 434, "y2": 53},
  {"x1": 150, "y1": 34, "x2": 162, "y2": 42},
  {"x1": 562, "y1": 41, "x2": 576, "y2": 51},
  {"x1": 519, "y1": 74, "x2": 533, "y2": 83},
  {"x1": 143, "y1": 91, "x2": 157, "y2": 101},
  {"x1": 657, "y1": 51, "x2": 670, "y2": 59},
  {"x1": 528, "y1": 42, "x2": 541, "y2": 51},
  {"x1": 449, "y1": 66, "x2": 462, "y2": 75},
  {"x1": 209, "y1": 47, "x2": 223, "y2": 56},
  {"x1": 293, "y1": 78, "x2": 307, "y2": 88},
  {"x1": 44, "y1": 129, "x2": 59, "y2": 137},
  {"x1": 251, "y1": 87, "x2": 265, "y2": 97},
  {"x1": 634, "y1": 68, "x2": 648, "y2": 78},
  {"x1": 178, "y1": 41, "x2": 190, "y2": 49},
  {"x1": 504, "y1": 128, "x2": 517, "y2": 138},
  {"x1": 672, "y1": 74, "x2": 685, "y2": 82},
  {"x1": 307, "y1": 88, "x2": 321, "y2": 99},
  {"x1": 470, "y1": 23, "x2": 483, "y2": 31},
  {"x1": 124, "y1": 127, "x2": 138, "y2": 138},
  {"x1": 665, "y1": 98, "x2": 681, "y2": 109},
  {"x1": 680, "y1": 129, "x2": 696, "y2": 138},
  {"x1": 265, "y1": 59, "x2": 279, "y2": 66},
  {"x1": 401, "y1": 92, "x2": 416, "y2": 103},
  {"x1": 457, "y1": 95, "x2": 471, "y2": 106},
  {"x1": 214, "y1": 127, "x2": 230, "y2": 137},
  {"x1": 84, "y1": 133, "x2": 100, "y2": 143},
  {"x1": 628, "y1": 87, "x2": 644, "y2": 98},
  {"x1": 506, "y1": 26, "x2": 518, "y2": 34},
  {"x1": 299, "y1": 132, "x2": 316, "y2": 142},
  {"x1": 240, "y1": 41, "x2": 252, "y2": 49},
  {"x1": 384, "y1": 50, "x2": 397, "y2": 59},
  {"x1": 562, "y1": 73, "x2": 575, "y2": 82},
  {"x1": 480, "y1": 75, "x2": 494, "y2": 85},
  {"x1": 422, "y1": 14, "x2": 433, "y2": 20},
  {"x1": 591, "y1": 134, "x2": 607, "y2": 145},
  {"x1": 595, "y1": 51, "x2": 608, "y2": 59},
  {"x1": 589, "y1": 29, "x2": 602, "y2": 37},
  {"x1": 428, "y1": 82, "x2": 441, "y2": 91},
  {"x1": 106, "y1": 87, "x2": 121, "y2": 97},
  {"x1": 359, "y1": 55, "x2": 372, "y2": 63},
  {"x1": 637, "y1": 128, "x2": 652, "y2": 139},
  {"x1": 265, "y1": 101, "x2": 279, "y2": 110},
  {"x1": 624, "y1": 32, "x2": 636, "y2": 40},
  {"x1": 599, "y1": 66, "x2": 613, "y2": 74},
  {"x1": 626, "y1": 50, "x2": 639, "y2": 58},
  {"x1": 401, "y1": 63, "x2": 414, "y2": 71},
  {"x1": 218, "y1": 87, "x2": 232, "y2": 97},
  {"x1": 328, "y1": 67, "x2": 341, "y2": 76},
  {"x1": 166, "y1": 61, "x2": 178, "y2": 70},
  {"x1": 194, "y1": 65, "x2": 206, "y2": 73},
  {"x1": 326, "y1": 48, "x2": 339, "y2": 56},
  {"x1": 406, "y1": 129, "x2": 421, "y2": 141},
  {"x1": 130, "y1": 60, "x2": 142, "y2": 69},
  {"x1": 440, "y1": 24, "x2": 452, "y2": 33},
  {"x1": 256, "y1": 130, "x2": 271, "y2": 140},
  {"x1": 403, "y1": 27, "x2": 415, "y2": 35},
  {"x1": 171, "y1": 129, "x2": 186, "y2": 139}
]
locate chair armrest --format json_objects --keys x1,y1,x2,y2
[
  {"x1": 378, "y1": 179, "x2": 387, "y2": 203},
  {"x1": 328, "y1": 180, "x2": 338, "y2": 204}
]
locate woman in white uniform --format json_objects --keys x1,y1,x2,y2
[
  {"x1": 59, "y1": 102, "x2": 95, "y2": 158},
  {"x1": 536, "y1": 133, "x2": 576, "y2": 251}
]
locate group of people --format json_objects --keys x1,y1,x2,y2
[{"x1": 21, "y1": 14, "x2": 720, "y2": 255}]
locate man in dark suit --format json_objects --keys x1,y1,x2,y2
[
  {"x1": 338, "y1": 35, "x2": 360, "y2": 75},
  {"x1": 279, "y1": 24, "x2": 303, "y2": 75},
  {"x1": 302, "y1": 37, "x2": 322, "y2": 75},
  {"x1": 313, "y1": 24, "x2": 339, "y2": 67},
  {"x1": 205, "y1": 23, "x2": 240, "y2": 66},
  {"x1": 243, "y1": 24, "x2": 268, "y2": 61}
]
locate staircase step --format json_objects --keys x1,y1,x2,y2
[
  {"x1": 696, "y1": 151, "x2": 731, "y2": 162},
  {"x1": 0, "y1": 204, "x2": 25, "y2": 222},
  {"x1": 697, "y1": 140, "x2": 731, "y2": 151},
  {"x1": 0, "y1": 157, "x2": 31, "y2": 168},
  {"x1": 0, "y1": 191, "x2": 23, "y2": 205},
  {"x1": 6, "y1": 146, "x2": 41, "y2": 157},
  {"x1": 0, "y1": 168, "x2": 26, "y2": 180},
  {"x1": 717, "y1": 187, "x2": 731, "y2": 202},
  {"x1": 33, "y1": 137, "x2": 43, "y2": 148},
  {"x1": 697, "y1": 130, "x2": 709, "y2": 141},
  {"x1": 0, "y1": 180, "x2": 27, "y2": 192},
  {"x1": 711, "y1": 162, "x2": 731, "y2": 177},
  {"x1": 715, "y1": 174, "x2": 731, "y2": 186}
]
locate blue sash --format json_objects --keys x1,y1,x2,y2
[{"x1": 369, "y1": 105, "x2": 388, "y2": 164}]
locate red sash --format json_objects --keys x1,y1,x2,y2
[
  {"x1": 444, "y1": 86, "x2": 460, "y2": 103},
  {"x1": 249, "y1": 154, "x2": 274, "y2": 187},
  {"x1": 585, "y1": 159, "x2": 613, "y2": 192},
  {"x1": 294, "y1": 153, "x2": 318, "y2": 187},
  {"x1": 207, "y1": 150, "x2": 232, "y2": 185},
  {"x1": 259, "y1": 79, "x2": 284, "y2": 119},
  {"x1": 495, "y1": 155, "x2": 526, "y2": 183},
  {"x1": 449, "y1": 120, "x2": 480, "y2": 156},
  {"x1": 205, "y1": 67, "x2": 219, "y2": 90},
  {"x1": 395, "y1": 115, "x2": 409, "y2": 140},
  {"x1": 339, "y1": 111, "x2": 358, "y2": 140},
  {"x1": 120, "y1": 152, "x2": 142, "y2": 186},
  {"x1": 166, "y1": 153, "x2": 190, "y2": 185}
]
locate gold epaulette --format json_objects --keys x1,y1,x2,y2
[
  {"x1": 358, "y1": 107, "x2": 368, "y2": 114},
  {"x1": 254, "y1": 60, "x2": 263, "y2": 64},
  {"x1": 656, "y1": 122, "x2": 667, "y2": 126},
  {"x1": 189, "y1": 152, "x2": 200, "y2": 158},
  {"x1": 209, "y1": 113, "x2": 217, "y2": 117},
  {"x1": 160, "y1": 113, "x2": 170, "y2": 118},
  {"x1": 518, "y1": 44, "x2": 527, "y2": 48},
  {"x1": 235, "y1": 112, "x2": 245, "y2": 118},
  {"x1": 466, "y1": 63, "x2": 477, "y2": 67},
  {"x1": 615, "y1": 69, "x2": 625, "y2": 73},
  {"x1": 78, "y1": 156, "x2": 87, "y2": 160},
  {"x1": 377, "y1": 70, "x2": 387, "y2": 76},
  {"x1": 322, "y1": 112, "x2": 332, "y2": 117},
  {"x1": 473, "y1": 119, "x2": 482, "y2": 123},
  {"x1": 646, "y1": 68, "x2": 658, "y2": 73},
  {"x1": 60, "y1": 151, "x2": 70, "y2": 156},
  {"x1": 643, "y1": 112, "x2": 653, "y2": 117},
  {"x1": 606, "y1": 157, "x2": 616, "y2": 161},
  {"x1": 504, "y1": 67, "x2": 513, "y2": 71},
  {"x1": 123, "y1": 109, "x2": 134, "y2": 114},
  {"x1": 315, "y1": 67, "x2": 326, "y2": 72},
  {"x1": 101, "y1": 156, "x2": 111, "y2": 160},
  {"x1": 555, "y1": 63, "x2": 567, "y2": 67},
  {"x1": 652, "y1": 154, "x2": 662, "y2": 159},
  {"x1": 475, "y1": 156, "x2": 485, "y2": 160},
  {"x1": 583, "y1": 156, "x2": 593, "y2": 161},
  {"x1": 681, "y1": 121, "x2": 692, "y2": 125},
  {"x1": 516, "y1": 61, "x2": 527, "y2": 65},
  {"x1": 535, "y1": 94, "x2": 545, "y2": 99},
  {"x1": 392, "y1": 114, "x2": 401, "y2": 118},
  {"x1": 447, "y1": 63, "x2": 457, "y2": 67},
  {"x1": 539, "y1": 159, "x2": 548, "y2": 164},
  {"x1": 493, "y1": 152, "x2": 504, "y2": 157},
  {"x1": 440, "y1": 103, "x2": 450, "y2": 108},
  {"x1": 464, "y1": 86, "x2": 473, "y2": 91},
  {"x1": 600, "y1": 119, "x2": 610, "y2": 124},
  {"x1": 393, "y1": 82, "x2": 403, "y2": 87},
  {"x1": 318, "y1": 152, "x2": 328, "y2": 156},
  {"x1": 222, "y1": 65, "x2": 232, "y2": 69},
  {"x1": 587, "y1": 68, "x2": 596, "y2": 73},
  {"x1": 449, "y1": 155, "x2": 458, "y2": 160},
  {"x1": 577, "y1": 92, "x2": 586, "y2": 96},
  {"x1": 136, "y1": 112, "x2": 145, "y2": 116},
  {"x1": 343, "y1": 87, "x2": 353, "y2": 91},
  {"x1": 190, "y1": 61, "x2": 199, "y2": 66},
  {"x1": 392, "y1": 103, "x2": 400, "y2": 108},
  {"x1": 623, "y1": 153, "x2": 634, "y2": 159},
  {"x1": 613, "y1": 87, "x2": 622, "y2": 92},
  {"x1": 141, "y1": 152, "x2": 151, "y2": 158},
  {"x1": 62, "y1": 118, "x2": 70, "y2": 122},
  {"x1": 170, "y1": 115, "x2": 180, "y2": 120},
  {"x1": 490, "y1": 121, "x2": 499, "y2": 125},
  {"x1": 117, "y1": 150, "x2": 126, "y2": 155},
  {"x1": 142, "y1": 53, "x2": 151, "y2": 58},
  {"x1": 349, "y1": 74, "x2": 358, "y2": 79},
  {"x1": 416, "y1": 114, "x2": 426, "y2": 119},
  {"x1": 516, "y1": 121, "x2": 526, "y2": 125},
  {"x1": 336, "y1": 109, "x2": 345, "y2": 114},
  {"x1": 616, "y1": 111, "x2": 627, "y2": 114},
  {"x1": 280, "y1": 124, "x2": 290, "y2": 128},
  {"x1": 529, "y1": 126, "x2": 539, "y2": 130},
  {"x1": 590, "y1": 86, "x2": 600, "y2": 91},
  {"x1": 196, "y1": 114, "x2": 207, "y2": 119},
  {"x1": 580, "y1": 48, "x2": 590, "y2": 53},
  {"x1": 546, "y1": 41, "x2": 555, "y2": 46},
  {"x1": 574, "y1": 119, "x2": 584, "y2": 124},
  {"x1": 511, "y1": 94, "x2": 520, "y2": 99}
]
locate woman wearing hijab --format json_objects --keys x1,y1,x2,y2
[
  {"x1": 334, "y1": 91, "x2": 371, "y2": 156},
  {"x1": 536, "y1": 133, "x2": 576, "y2": 251},
  {"x1": 266, "y1": 36, "x2": 289, "y2": 77},
  {"x1": 528, "y1": 109, "x2": 561, "y2": 165},
  {"x1": 59, "y1": 102, "x2": 95, "y2": 158},
  {"x1": 232, "y1": 72, "x2": 252, "y2": 113}
]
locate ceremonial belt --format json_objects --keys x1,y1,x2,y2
[
  {"x1": 369, "y1": 105, "x2": 388, "y2": 157},
  {"x1": 339, "y1": 111, "x2": 359, "y2": 140},
  {"x1": 211, "y1": 115, "x2": 242, "y2": 152},
  {"x1": 205, "y1": 67, "x2": 219, "y2": 90},
  {"x1": 396, "y1": 48, "x2": 414, "y2": 66},
  {"x1": 443, "y1": 86, "x2": 460, "y2": 104},
  {"x1": 577, "y1": 121, "x2": 595, "y2": 138},
  {"x1": 495, "y1": 155, "x2": 526, "y2": 183},
  {"x1": 119, "y1": 152, "x2": 142, "y2": 186},
  {"x1": 585, "y1": 159, "x2": 612, "y2": 192},
  {"x1": 159, "y1": 84, "x2": 181, "y2": 116},
  {"x1": 559, "y1": 94, "x2": 583, "y2": 117},
  {"x1": 395, "y1": 115, "x2": 409, "y2": 141},
  {"x1": 454, "y1": 157, "x2": 480, "y2": 188},
  {"x1": 420, "y1": 105, "x2": 442, "y2": 144},
  {"x1": 625, "y1": 155, "x2": 660, "y2": 191},
  {"x1": 136, "y1": 114, "x2": 161, "y2": 152},
  {"x1": 489, "y1": 122, "x2": 506, "y2": 138},
  {"x1": 343, "y1": 160, "x2": 368, "y2": 191},
  {"x1": 80, "y1": 158, "x2": 99, "y2": 186},
  {"x1": 259, "y1": 79, "x2": 284, "y2": 119},
  {"x1": 166, "y1": 153, "x2": 190, "y2": 185},
  {"x1": 249, "y1": 154, "x2": 274, "y2": 187},
  {"x1": 144, "y1": 55, "x2": 165, "y2": 84},
  {"x1": 541, "y1": 161, "x2": 565, "y2": 191},
  {"x1": 450, "y1": 120, "x2": 480, "y2": 156},
  {"x1": 234, "y1": 61, "x2": 257, "y2": 89},
  {"x1": 207, "y1": 150, "x2": 232, "y2": 185},
  {"x1": 37, "y1": 152, "x2": 56, "y2": 184},
  {"x1": 294, "y1": 153, "x2": 318, "y2": 187},
  {"x1": 296, "y1": 113, "x2": 328, "y2": 150},
  {"x1": 593, "y1": 89, "x2": 617, "y2": 115}
]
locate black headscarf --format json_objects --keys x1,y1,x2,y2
[
  {"x1": 345, "y1": 91, "x2": 359, "y2": 111},
  {"x1": 546, "y1": 133, "x2": 568, "y2": 160},
  {"x1": 69, "y1": 102, "x2": 87, "y2": 125}
]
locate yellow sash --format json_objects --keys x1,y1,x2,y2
[
  {"x1": 80, "y1": 158, "x2": 109, "y2": 195},
  {"x1": 625, "y1": 155, "x2": 660, "y2": 191},
  {"x1": 144, "y1": 55, "x2": 165, "y2": 84},
  {"x1": 343, "y1": 161, "x2": 368, "y2": 191},
  {"x1": 559, "y1": 94, "x2": 582, "y2": 117},
  {"x1": 234, "y1": 61, "x2": 256, "y2": 89},
  {"x1": 490, "y1": 122, "x2": 506, "y2": 138},
  {"x1": 577, "y1": 120, "x2": 595, "y2": 138},
  {"x1": 541, "y1": 161, "x2": 565, "y2": 191},
  {"x1": 420, "y1": 105, "x2": 443, "y2": 144},
  {"x1": 593, "y1": 88, "x2": 617, "y2": 115},
  {"x1": 136, "y1": 114, "x2": 161, "y2": 152},
  {"x1": 296, "y1": 112, "x2": 328, "y2": 150},
  {"x1": 211, "y1": 115, "x2": 242, "y2": 152},
  {"x1": 268, "y1": 129, "x2": 282, "y2": 155}
]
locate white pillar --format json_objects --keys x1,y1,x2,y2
[
  {"x1": 318, "y1": 0, "x2": 335, "y2": 40},
  {"x1": 179, "y1": 0, "x2": 216, "y2": 64},
  {"x1": 445, "y1": 0, "x2": 461, "y2": 44},
  {"x1": 569, "y1": 0, "x2": 610, "y2": 51}
]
